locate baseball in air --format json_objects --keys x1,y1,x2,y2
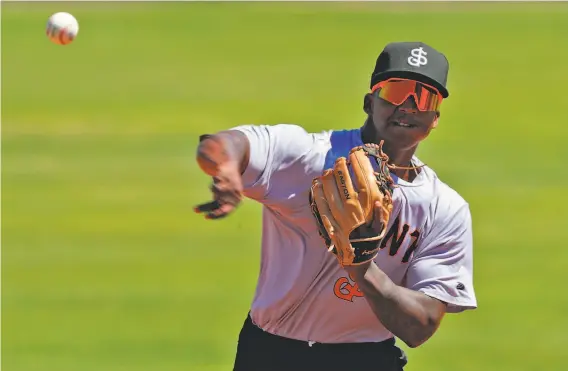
[{"x1": 46, "y1": 12, "x2": 79, "y2": 45}]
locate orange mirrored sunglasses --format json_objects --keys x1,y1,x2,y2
[{"x1": 371, "y1": 78, "x2": 443, "y2": 112}]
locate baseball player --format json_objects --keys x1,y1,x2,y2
[{"x1": 195, "y1": 42, "x2": 477, "y2": 371}]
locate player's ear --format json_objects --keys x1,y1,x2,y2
[
  {"x1": 363, "y1": 93, "x2": 373, "y2": 115},
  {"x1": 432, "y1": 112, "x2": 440, "y2": 129}
]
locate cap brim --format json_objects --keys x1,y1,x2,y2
[{"x1": 371, "y1": 70, "x2": 449, "y2": 98}]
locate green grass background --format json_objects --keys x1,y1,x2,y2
[{"x1": 2, "y1": 2, "x2": 567, "y2": 370}]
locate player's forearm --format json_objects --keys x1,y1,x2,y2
[
  {"x1": 196, "y1": 131, "x2": 250, "y2": 177},
  {"x1": 347, "y1": 262, "x2": 445, "y2": 348}
]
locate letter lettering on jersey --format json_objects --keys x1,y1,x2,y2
[
  {"x1": 401, "y1": 229, "x2": 420, "y2": 263},
  {"x1": 379, "y1": 217, "x2": 422, "y2": 263},
  {"x1": 379, "y1": 216, "x2": 409, "y2": 256},
  {"x1": 333, "y1": 276, "x2": 364, "y2": 302}
]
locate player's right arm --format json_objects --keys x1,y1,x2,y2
[
  {"x1": 194, "y1": 130, "x2": 250, "y2": 219},
  {"x1": 194, "y1": 124, "x2": 316, "y2": 219},
  {"x1": 195, "y1": 131, "x2": 250, "y2": 179}
]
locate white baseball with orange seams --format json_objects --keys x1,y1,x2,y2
[{"x1": 46, "y1": 12, "x2": 79, "y2": 45}]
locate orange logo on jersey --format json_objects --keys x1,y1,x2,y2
[{"x1": 333, "y1": 273, "x2": 364, "y2": 302}]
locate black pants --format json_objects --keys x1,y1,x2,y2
[{"x1": 233, "y1": 315, "x2": 407, "y2": 371}]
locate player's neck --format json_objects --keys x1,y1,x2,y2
[{"x1": 360, "y1": 120, "x2": 419, "y2": 181}]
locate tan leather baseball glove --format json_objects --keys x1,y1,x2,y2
[{"x1": 309, "y1": 142, "x2": 395, "y2": 267}]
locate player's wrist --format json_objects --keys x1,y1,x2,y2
[
  {"x1": 344, "y1": 261, "x2": 373, "y2": 281},
  {"x1": 217, "y1": 160, "x2": 242, "y2": 178},
  {"x1": 347, "y1": 262, "x2": 397, "y2": 298}
]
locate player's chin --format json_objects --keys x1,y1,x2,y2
[{"x1": 383, "y1": 127, "x2": 424, "y2": 147}]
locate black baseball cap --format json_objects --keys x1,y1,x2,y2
[{"x1": 370, "y1": 42, "x2": 450, "y2": 98}]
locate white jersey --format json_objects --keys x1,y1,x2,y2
[{"x1": 231, "y1": 123, "x2": 477, "y2": 344}]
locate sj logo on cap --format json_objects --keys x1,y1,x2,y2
[{"x1": 407, "y1": 47, "x2": 428, "y2": 67}]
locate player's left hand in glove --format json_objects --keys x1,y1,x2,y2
[{"x1": 309, "y1": 142, "x2": 396, "y2": 267}]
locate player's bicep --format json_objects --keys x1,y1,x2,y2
[
  {"x1": 230, "y1": 124, "x2": 315, "y2": 201},
  {"x1": 405, "y1": 204, "x2": 477, "y2": 313}
]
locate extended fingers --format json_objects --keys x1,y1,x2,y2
[
  {"x1": 194, "y1": 201, "x2": 221, "y2": 214},
  {"x1": 194, "y1": 200, "x2": 236, "y2": 219},
  {"x1": 195, "y1": 181, "x2": 241, "y2": 220},
  {"x1": 205, "y1": 203, "x2": 236, "y2": 219}
]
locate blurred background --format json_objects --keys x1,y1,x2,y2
[{"x1": 2, "y1": 2, "x2": 568, "y2": 370}]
